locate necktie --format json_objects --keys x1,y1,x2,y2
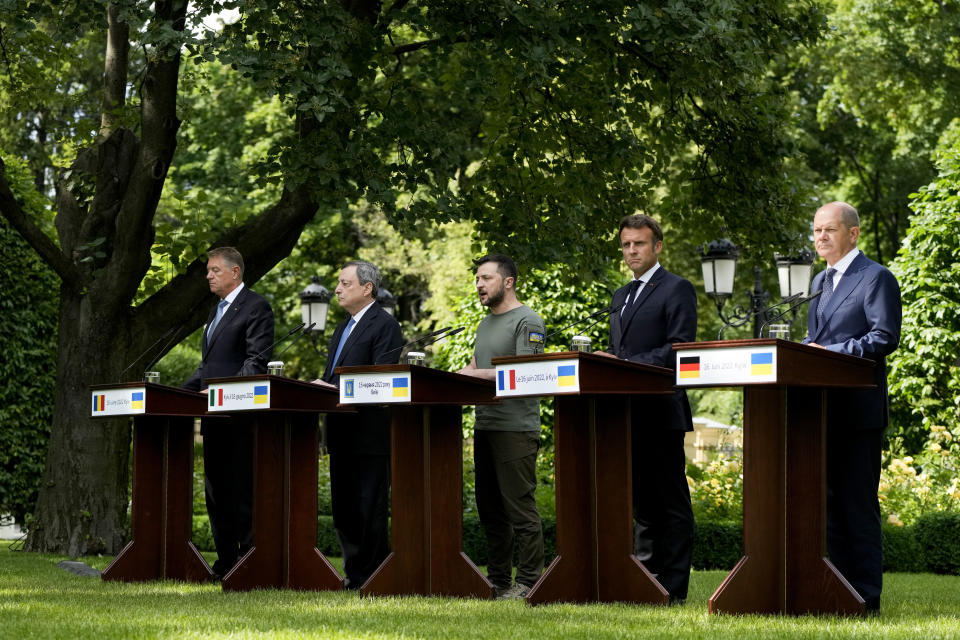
[
  {"x1": 816, "y1": 268, "x2": 836, "y2": 325},
  {"x1": 332, "y1": 317, "x2": 356, "y2": 367},
  {"x1": 207, "y1": 299, "x2": 230, "y2": 339},
  {"x1": 621, "y1": 279, "x2": 643, "y2": 315}
]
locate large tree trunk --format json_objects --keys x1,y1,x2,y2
[{"x1": 26, "y1": 288, "x2": 134, "y2": 555}]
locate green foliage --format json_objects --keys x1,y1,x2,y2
[
  {"x1": 0, "y1": 157, "x2": 58, "y2": 524},
  {"x1": 691, "y1": 520, "x2": 742, "y2": 571},
  {"x1": 687, "y1": 457, "x2": 743, "y2": 522},
  {"x1": 888, "y1": 122, "x2": 960, "y2": 447},
  {"x1": 882, "y1": 522, "x2": 924, "y2": 574},
  {"x1": 915, "y1": 511, "x2": 960, "y2": 575},
  {"x1": 880, "y1": 428, "x2": 960, "y2": 527}
]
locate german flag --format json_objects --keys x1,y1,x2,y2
[{"x1": 678, "y1": 356, "x2": 700, "y2": 379}]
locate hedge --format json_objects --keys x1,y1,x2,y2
[{"x1": 189, "y1": 512, "x2": 960, "y2": 575}]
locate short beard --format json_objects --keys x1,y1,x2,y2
[{"x1": 482, "y1": 284, "x2": 505, "y2": 308}]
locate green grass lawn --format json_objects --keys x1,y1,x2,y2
[{"x1": 3, "y1": 542, "x2": 960, "y2": 639}]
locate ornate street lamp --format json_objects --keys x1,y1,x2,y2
[
  {"x1": 701, "y1": 239, "x2": 810, "y2": 339},
  {"x1": 377, "y1": 287, "x2": 398, "y2": 317},
  {"x1": 299, "y1": 277, "x2": 331, "y2": 332}
]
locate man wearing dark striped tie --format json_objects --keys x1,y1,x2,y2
[{"x1": 803, "y1": 201, "x2": 902, "y2": 613}]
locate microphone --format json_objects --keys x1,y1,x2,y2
[
  {"x1": 543, "y1": 302, "x2": 625, "y2": 344},
  {"x1": 375, "y1": 326, "x2": 463, "y2": 364},
  {"x1": 716, "y1": 292, "x2": 810, "y2": 340},
  {"x1": 251, "y1": 322, "x2": 307, "y2": 363},
  {"x1": 275, "y1": 322, "x2": 316, "y2": 357},
  {"x1": 119, "y1": 324, "x2": 182, "y2": 382},
  {"x1": 758, "y1": 290, "x2": 823, "y2": 336}
]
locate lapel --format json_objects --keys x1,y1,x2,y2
[
  {"x1": 619, "y1": 268, "x2": 664, "y2": 340},
  {"x1": 205, "y1": 287, "x2": 247, "y2": 354},
  {"x1": 336, "y1": 303, "x2": 379, "y2": 366},
  {"x1": 811, "y1": 253, "x2": 866, "y2": 343}
]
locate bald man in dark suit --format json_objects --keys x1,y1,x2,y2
[{"x1": 803, "y1": 201, "x2": 901, "y2": 612}]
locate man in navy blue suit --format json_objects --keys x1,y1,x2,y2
[
  {"x1": 597, "y1": 214, "x2": 698, "y2": 603},
  {"x1": 802, "y1": 201, "x2": 901, "y2": 612},
  {"x1": 318, "y1": 260, "x2": 403, "y2": 589},
  {"x1": 184, "y1": 246, "x2": 274, "y2": 579}
]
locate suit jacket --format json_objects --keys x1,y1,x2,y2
[
  {"x1": 322, "y1": 302, "x2": 403, "y2": 455},
  {"x1": 803, "y1": 252, "x2": 901, "y2": 430},
  {"x1": 609, "y1": 266, "x2": 698, "y2": 431},
  {"x1": 183, "y1": 286, "x2": 274, "y2": 391}
]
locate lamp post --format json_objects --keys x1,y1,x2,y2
[
  {"x1": 700, "y1": 240, "x2": 814, "y2": 340},
  {"x1": 299, "y1": 277, "x2": 331, "y2": 333},
  {"x1": 377, "y1": 287, "x2": 398, "y2": 317}
]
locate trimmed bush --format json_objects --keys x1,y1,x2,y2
[
  {"x1": 882, "y1": 522, "x2": 923, "y2": 573},
  {"x1": 915, "y1": 511, "x2": 960, "y2": 575},
  {"x1": 692, "y1": 520, "x2": 742, "y2": 570}
]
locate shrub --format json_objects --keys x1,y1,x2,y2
[{"x1": 915, "y1": 511, "x2": 960, "y2": 575}]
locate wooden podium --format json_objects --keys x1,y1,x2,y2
[
  {"x1": 673, "y1": 339, "x2": 876, "y2": 616},
  {"x1": 491, "y1": 351, "x2": 675, "y2": 606},
  {"x1": 335, "y1": 363, "x2": 496, "y2": 598},
  {"x1": 205, "y1": 375, "x2": 354, "y2": 591},
  {"x1": 91, "y1": 382, "x2": 212, "y2": 583}
]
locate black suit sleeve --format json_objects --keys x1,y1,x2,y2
[
  {"x1": 370, "y1": 313, "x2": 404, "y2": 365},
  {"x1": 624, "y1": 278, "x2": 698, "y2": 369},
  {"x1": 239, "y1": 295, "x2": 275, "y2": 376}
]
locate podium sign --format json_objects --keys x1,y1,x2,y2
[
  {"x1": 207, "y1": 380, "x2": 270, "y2": 411},
  {"x1": 91, "y1": 386, "x2": 147, "y2": 416},
  {"x1": 494, "y1": 358, "x2": 580, "y2": 396},
  {"x1": 675, "y1": 345, "x2": 777, "y2": 385},
  {"x1": 339, "y1": 371, "x2": 412, "y2": 403}
]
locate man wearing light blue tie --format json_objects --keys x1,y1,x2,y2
[
  {"x1": 320, "y1": 260, "x2": 403, "y2": 589},
  {"x1": 802, "y1": 201, "x2": 902, "y2": 613},
  {"x1": 183, "y1": 246, "x2": 274, "y2": 580}
]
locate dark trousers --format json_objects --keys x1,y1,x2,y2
[
  {"x1": 826, "y1": 425, "x2": 884, "y2": 608},
  {"x1": 329, "y1": 450, "x2": 390, "y2": 589},
  {"x1": 474, "y1": 429, "x2": 544, "y2": 590},
  {"x1": 632, "y1": 428, "x2": 694, "y2": 600},
  {"x1": 201, "y1": 417, "x2": 254, "y2": 576}
]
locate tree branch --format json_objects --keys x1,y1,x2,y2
[
  {"x1": 0, "y1": 158, "x2": 88, "y2": 291},
  {"x1": 392, "y1": 35, "x2": 469, "y2": 56},
  {"x1": 99, "y1": 2, "x2": 130, "y2": 138},
  {"x1": 100, "y1": 0, "x2": 187, "y2": 308}
]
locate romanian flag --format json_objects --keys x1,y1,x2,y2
[
  {"x1": 130, "y1": 391, "x2": 144, "y2": 410},
  {"x1": 209, "y1": 388, "x2": 224, "y2": 407},
  {"x1": 557, "y1": 364, "x2": 576, "y2": 387},
  {"x1": 392, "y1": 377, "x2": 409, "y2": 397},
  {"x1": 497, "y1": 369, "x2": 516, "y2": 391},
  {"x1": 253, "y1": 385, "x2": 269, "y2": 404},
  {"x1": 751, "y1": 352, "x2": 774, "y2": 376},
  {"x1": 93, "y1": 394, "x2": 105, "y2": 412},
  {"x1": 678, "y1": 356, "x2": 701, "y2": 379}
]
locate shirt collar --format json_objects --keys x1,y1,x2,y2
[
  {"x1": 222, "y1": 281, "x2": 245, "y2": 305},
  {"x1": 351, "y1": 299, "x2": 376, "y2": 324},
  {"x1": 829, "y1": 248, "x2": 860, "y2": 275},
  {"x1": 632, "y1": 262, "x2": 660, "y2": 283}
]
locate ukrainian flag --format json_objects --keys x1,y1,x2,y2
[
  {"x1": 557, "y1": 365, "x2": 576, "y2": 387},
  {"x1": 253, "y1": 385, "x2": 269, "y2": 404},
  {"x1": 751, "y1": 352, "x2": 774, "y2": 376},
  {"x1": 392, "y1": 377, "x2": 409, "y2": 397},
  {"x1": 130, "y1": 391, "x2": 144, "y2": 410}
]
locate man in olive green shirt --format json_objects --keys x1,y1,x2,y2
[{"x1": 458, "y1": 254, "x2": 545, "y2": 599}]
